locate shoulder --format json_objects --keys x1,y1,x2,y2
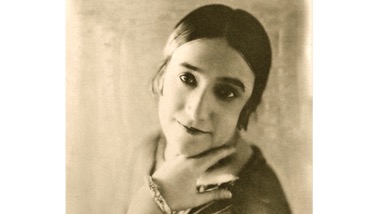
[
  {"x1": 231, "y1": 145, "x2": 291, "y2": 214},
  {"x1": 134, "y1": 130, "x2": 162, "y2": 156},
  {"x1": 129, "y1": 131, "x2": 162, "y2": 191},
  {"x1": 133, "y1": 130, "x2": 162, "y2": 171}
]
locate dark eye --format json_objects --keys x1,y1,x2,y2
[
  {"x1": 215, "y1": 85, "x2": 237, "y2": 101},
  {"x1": 179, "y1": 73, "x2": 197, "y2": 86}
]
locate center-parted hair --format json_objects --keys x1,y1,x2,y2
[{"x1": 152, "y1": 4, "x2": 272, "y2": 130}]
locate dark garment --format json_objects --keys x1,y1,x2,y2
[
  {"x1": 191, "y1": 146, "x2": 291, "y2": 214},
  {"x1": 129, "y1": 132, "x2": 291, "y2": 214}
]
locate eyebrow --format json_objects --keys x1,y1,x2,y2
[
  {"x1": 180, "y1": 62, "x2": 246, "y2": 92},
  {"x1": 180, "y1": 62, "x2": 202, "y2": 72},
  {"x1": 217, "y1": 77, "x2": 245, "y2": 92}
]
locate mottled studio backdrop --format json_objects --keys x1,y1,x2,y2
[{"x1": 67, "y1": 0, "x2": 312, "y2": 213}]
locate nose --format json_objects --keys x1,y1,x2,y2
[{"x1": 185, "y1": 90, "x2": 213, "y2": 121}]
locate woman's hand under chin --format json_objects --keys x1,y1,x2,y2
[
  {"x1": 197, "y1": 137, "x2": 253, "y2": 190},
  {"x1": 127, "y1": 136, "x2": 253, "y2": 214},
  {"x1": 151, "y1": 146, "x2": 236, "y2": 211}
]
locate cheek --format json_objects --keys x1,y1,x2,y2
[
  {"x1": 213, "y1": 106, "x2": 243, "y2": 138},
  {"x1": 217, "y1": 111, "x2": 239, "y2": 130},
  {"x1": 159, "y1": 78, "x2": 185, "y2": 116}
]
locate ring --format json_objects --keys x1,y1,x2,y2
[
  {"x1": 196, "y1": 184, "x2": 219, "y2": 193},
  {"x1": 196, "y1": 185, "x2": 206, "y2": 193}
]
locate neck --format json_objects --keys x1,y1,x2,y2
[{"x1": 163, "y1": 141, "x2": 177, "y2": 161}]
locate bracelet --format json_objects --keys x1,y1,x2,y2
[{"x1": 145, "y1": 175, "x2": 176, "y2": 214}]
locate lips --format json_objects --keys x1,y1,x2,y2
[{"x1": 177, "y1": 121, "x2": 210, "y2": 135}]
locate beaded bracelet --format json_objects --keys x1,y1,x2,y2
[{"x1": 145, "y1": 175, "x2": 176, "y2": 214}]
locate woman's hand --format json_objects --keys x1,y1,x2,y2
[{"x1": 152, "y1": 146, "x2": 236, "y2": 211}]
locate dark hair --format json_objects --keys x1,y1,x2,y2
[{"x1": 152, "y1": 4, "x2": 272, "y2": 130}]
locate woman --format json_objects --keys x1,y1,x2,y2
[{"x1": 128, "y1": 4, "x2": 291, "y2": 214}]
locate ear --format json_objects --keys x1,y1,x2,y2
[
  {"x1": 237, "y1": 104, "x2": 252, "y2": 131},
  {"x1": 152, "y1": 60, "x2": 169, "y2": 96},
  {"x1": 157, "y1": 68, "x2": 165, "y2": 96},
  {"x1": 237, "y1": 90, "x2": 261, "y2": 131}
]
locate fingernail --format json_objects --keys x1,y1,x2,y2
[{"x1": 226, "y1": 191, "x2": 232, "y2": 198}]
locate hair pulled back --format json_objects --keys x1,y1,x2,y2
[{"x1": 153, "y1": 4, "x2": 272, "y2": 130}]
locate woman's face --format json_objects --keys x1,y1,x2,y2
[{"x1": 159, "y1": 38, "x2": 255, "y2": 158}]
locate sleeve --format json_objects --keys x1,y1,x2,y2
[{"x1": 231, "y1": 146, "x2": 292, "y2": 214}]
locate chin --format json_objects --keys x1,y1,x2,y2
[
  {"x1": 173, "y1": 141, "x2": 208, "y2": 157},
  {"x1": 178, "y1": 147, "x2": 204, "y2": 157},
  {"x1": 164, "y1": 132, "x2": 212, "y2": 157}
]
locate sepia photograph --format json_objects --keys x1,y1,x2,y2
[
  {"x1": 67, "y1": 1, "x2": 312, "y2": 213},
  {"x1": 4, "y1": 1, "x2": 383, "y2": 214}
]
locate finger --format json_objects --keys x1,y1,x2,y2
[
  {"x1": 196, "y1": 146, "x2": 236, "y2": 170},
  {"x1": 196, "y1": 189, "x2": 232, "y2": 204}
]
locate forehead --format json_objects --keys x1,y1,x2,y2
[{"x1": 168, "y1": 38, "x2": 255, "y2": 87}]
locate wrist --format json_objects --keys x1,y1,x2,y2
[
  {"x1": 127, "y1": 184, "x2": 163, "y2": 214},
  {"x1": 145, "y1": 175, "x2": 177, "y2": 214}
]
